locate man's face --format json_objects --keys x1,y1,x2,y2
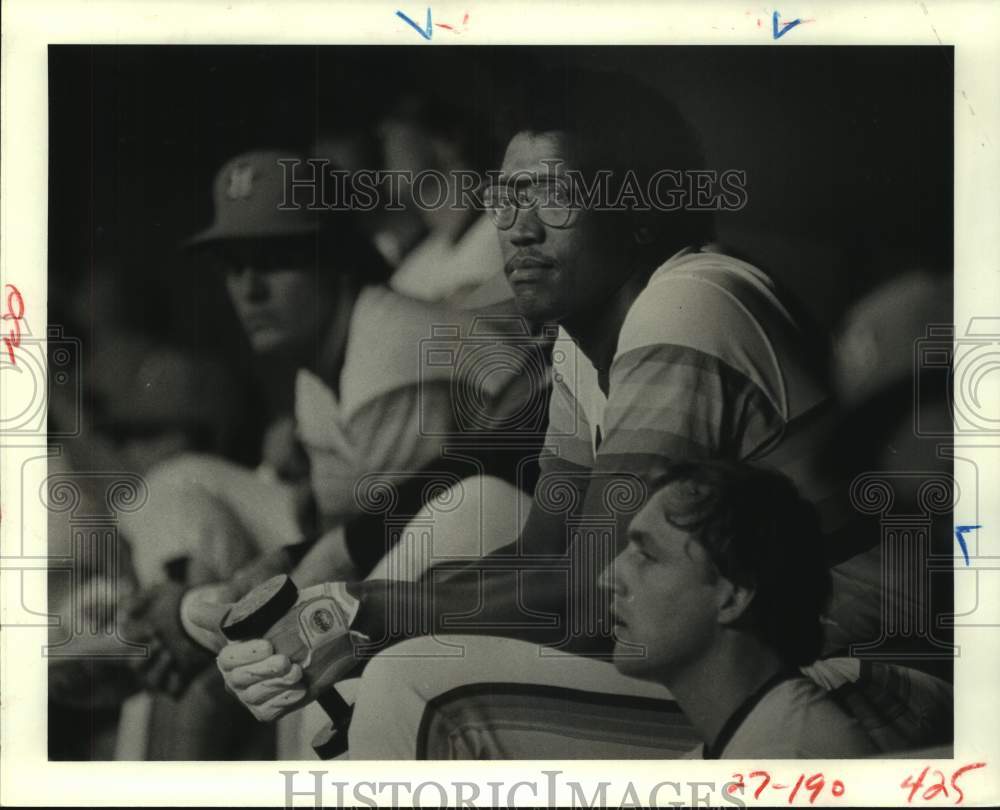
[
  {"x1": 599, "y1": 486, "x2": 723, "y2": 681},
  {"x1": 496, "y1": 131, "x2": 623, "y2": 325},
  {"x1": 218, "y1": 239, "x2": 336, "y2": 354}
]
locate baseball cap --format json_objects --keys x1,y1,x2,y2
[{"x1": 184, "y1": 150, "x2": 323, "y2": 247}]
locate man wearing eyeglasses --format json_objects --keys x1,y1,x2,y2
[{"x1": 205, "y1": 68, "x2": 874, "y2": 758}]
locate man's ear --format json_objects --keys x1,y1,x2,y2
[{"x1": 715, "y1": 578, "x2": 755, "y2": 626}]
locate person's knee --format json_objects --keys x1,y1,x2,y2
[
  {"x1": 122, "y1": 455, "x2": 257, "y2": 585},
  {"x1": 350, "y1": 637, "x2": 449, "y2": 758},
  {"x1": 356, "y1": 637, "x2": 448, "y2": 701},
  {"x1": 367, "y1": 475, "x2": 528, "y2": 581},
  {"x1": 416, "y1": 474, "x2": 532, "y2": 560}
]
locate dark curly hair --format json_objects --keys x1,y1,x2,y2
[
  {"x1": 650, "y1": 461, "x2": 831, "y2": 667},
  {"x1": 498, "y1": 66, "x2": 715, "y2": 258}
]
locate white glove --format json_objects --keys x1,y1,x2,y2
[
  {"x1": 180, "y1": 581, "x2": 241, "y2": 653},
  {"x1": 216, "y1": 582, "x2": 362, "y2": 722}
]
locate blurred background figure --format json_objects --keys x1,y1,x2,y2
[
  {"x1": 99, "y1": 348, "x2": 244, "y2": 475},
  {"x1": 379, "y1": 91, "x2": 514, "y2": 311},
  {"x1": 105, "y1": 148, "x2": 391, "y2": 760},
  {"x1": 824, "y1": 270, "x2": 955, "y2": 680},
  {"x1": 832, "y1": 271, "x2": 954, "y2": 476},
  {"x1": 47, "y1": 266, "x2": 254, "y2": 760},
  {"x1": 312, "y1": 126, "x2": 427, "y2": 269}
]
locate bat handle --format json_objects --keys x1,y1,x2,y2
[
  {"x1": 223, "y1": 576, "x2": 356, "y2": 758},
  {"x1": 312, "y1": 689, "x2": 354, "y2": 759}
]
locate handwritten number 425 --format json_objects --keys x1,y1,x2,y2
[
  {"x1": 2, "y1": 284, "x2": 24, "y2": 364},
  {"x1": 901, "y1": 763, "x2": 986, "y2": 804}
]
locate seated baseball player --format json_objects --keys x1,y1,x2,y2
[
  {"x1": 198, "y1": 67, "x2": 890, "y2": 759},
  {"x1": 119, "y1": 149, "x2": 547, "y2": 758},
  {"x1": 601, "y1": 461, "x2": 878, "y2": 759},
  {"x1": 336, "y1": 464, "x2": 947, "y2": 760}
]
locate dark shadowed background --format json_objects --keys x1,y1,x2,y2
[{"x1": 49, "y1": 45, "x2": 953, "y2": 332}]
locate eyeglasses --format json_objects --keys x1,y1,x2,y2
[{"x1": 484, "y1": 178, "x2": 578, "y2": 230}]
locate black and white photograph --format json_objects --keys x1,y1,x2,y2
[{"x1": 2, "y1": 1, "x2": 999, "y2": 806}]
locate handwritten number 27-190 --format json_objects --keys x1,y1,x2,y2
[
  {"x1": 2, "y1": 284, "x2": 24, "y2": 364},
  {"x1": 728, "y1": 771, "x2": 844, "y2": 803}
]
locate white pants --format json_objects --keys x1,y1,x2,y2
[{"x1": 348, "y1": 634, "x2": 691, "y2": 759}]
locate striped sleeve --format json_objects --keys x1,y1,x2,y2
[
  {"x1": 598, "y1": 342, "x2": 785, "y2": 475},
  {"x1": 596, "y1": 265, "x2": 814, "y2": 477}
]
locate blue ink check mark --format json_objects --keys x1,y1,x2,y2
[
  {"x1": 955, "y1": 524, "x2": 981, "y2": 566},
  {"x1": 772, "y1": 10, "x2": 802, "y2": 39},
  {"x1": 397, "y1": 8, "x2": 433, "y2": 40}
]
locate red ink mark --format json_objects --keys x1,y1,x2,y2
[
  {"x1": 3, "y1": 284, "x2": 25, "y2": 364},
  {"x1": 749, "y1": 771, "x2": 771, "y2": 800},
  {"x1": 433, "y1": 10, "x2": 469, "y2": 34},
  {"x1": 730, "y1": 771, "x2": 847, "y2": 804},
  {"x1": 902, "y1": 768, "x2": 929, "y2": 803},
  {"x1": 902, "y1": 763, "x2": 986, "y2": 804},
  {"x1": 951, "y1": 763, "x2": 986, "y2": 805},
  {"x1": 788, "y1": 773, "x2": 805, "y2": 802},
  {"x1": 925, "y1": 770, "x2": 950, "y2": 801},
  {"x1": 804, "y1": 773, "x2": 826, "y2": 804},
  {"x1": 757, "y1": 17, "x2": 762, "y2": 26}
]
